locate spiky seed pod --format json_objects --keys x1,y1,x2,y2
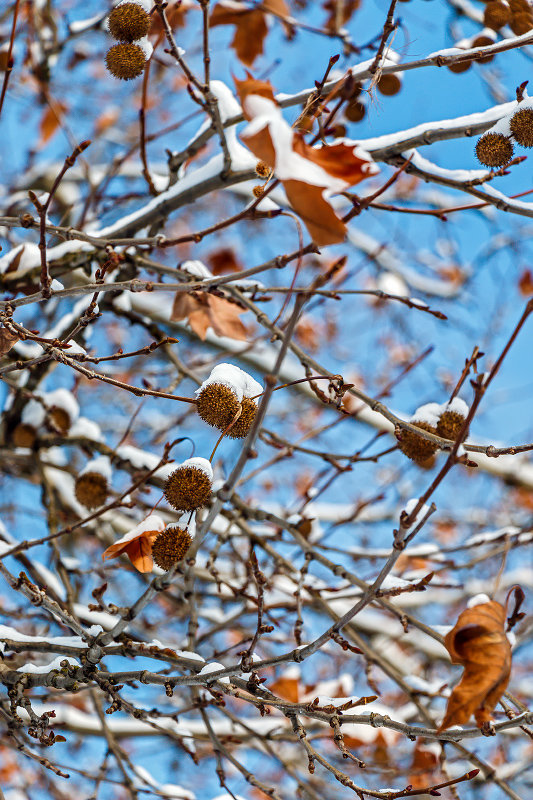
[
  {"x1": 377, "y1": 74, "x2": 401, "y2": 96},
  {"x1": 108, "y1": 2, "x2": 151, "y2": 42},
  {"x1": 397, "y1": 422, "x2": 438, "y2": 465},
  {"x1": 252, "y1": 185, "x2": 264, "y2": 198},
  {"x1": 227, "y1": 397, "x2": 257, "y2": 439},
  {"x1": 12, "y1": 423, "x2": 37, "y2": 448},
  {"x1": 196, "y1": 382, "x2": 241, "y2": 430},
  {"x1": 152, "y1": 526, "x2": 192, "y2": 571},
  {"x1": 437, "y1": 410, "x2": 466, "y2": 441},
  {"x1": 164, "y1": 465, "x2": 212, "y2": 512},
  {"x1": 510, "y1": 106, "x2": 533, "y2": 147},
  {"x1": 484, "y1": 1, "x2": 511, "y2": 29},
  {"x1": 255, "y1": 161, "x2": 270, "y2": 178},
  {"x1": 510, "y1": 13, "x2": 533, "y2": 34},
  {"x1": 75, "y1": 472, "x2": 108, "y2": 510},
  {"x1": 105, "y1": 43, "x2": 146, "y2": 80},
  {"x1": 475, "y1": 132, "x2": 514, "y2": 167},
  {"x1": 48, "y1": 406, "x2": 71, "y2": 434}
]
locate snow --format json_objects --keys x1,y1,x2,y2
[
  {"x1": 195, "y1": 363, "x2": 247, "y2": 402},
  {"x1": 17, "y1": 655, "x2": 79, "y2": 674},
  {"x1": 21, "y1": 398, "x2": 46, "y2": 428},
  {"x1": 80, "y1": 455, "x2": 112, "y2": 481},
  {"x1": 137, "y1": 36, "x2": 153, "y2": 60},
  {"x1": 45, "y1": 388, "x2": 79, "y2": 422},
  {"x1": 198, "y1": 662, "x2": 231, "y2": 685},
  {"x1": 444, "y1": 397, "x2": 469, "y2": 417},
  {"x1": 376, "y1": 271, "x2": 408, "y2": 297},
  {"x1": 107, "y1": 514, "x2": 165, "y2": 549},
  {"x1": 181, "y1": 260, "x2": 213, "y2": 279},
  {"x1": 242, "y1": 95, "x2": 378, "y2": 191},
  {"x1": 116, "y1": 444, "x2": 175, "y2": 480},
  {"x1": 69, "y1": 416, "x2": 103, "y2": 441},
  {"x1": 179, "y1": 457, "x2": 213, "y2": 481},
  {"x1": 411, "y1": 402, "x2": 441, "y2": 426},
  {"x1": 401, "y1": 499, "x2": 431, "y2": 529},
  {"x1": 467, "y1": 593, "x2": 491, "y2": 608},
  {"x1": 0, "y1": 242, "x2": 41, "y2": 277},
  {"x1": 150, "y1": 640, "x2": 205, "y2": 662},
  {"x1": 133, "y1": 765, "x2": 195, "y2": 800}
]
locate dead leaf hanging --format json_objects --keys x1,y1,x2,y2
[
  {"x1": 171, "y1": 291, "x2": 248, "y2": 341},
  {"x1": 210, "y1": 0, "x2": 289, "y2": 66},
  {"x1": 439, "y1": 599, "x2": 512, "y2": 730},
  {"x1": 236, "y1": 76, "x2": 379, "y2": 246}
]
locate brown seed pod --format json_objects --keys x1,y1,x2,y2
[
  {"x1": 471, "y1": 33, "x2": 497, "y2": 63},
  {"x1": 255, "y1": 161, "x2": 271, "y2": 179},
  {"x1": 397, "y1": 422, "x2": 438, "y2": 465},
  {"x1": 376, "y1": 73, "x2": 402, "y2": 96},
  {"x1": 345, "y1": 99, "x2": 366, "y2": 122},
  {"x1": 484, "y1": 1, "x2": 511, "y2": 29},
  {"x1": 227, "y1": 397, "x2": 257, "y2": 439},
  {"x1": 75, "y1": 472, "x2": 108, "y2": 510},
  {"x1": 12, "y1": 423, "x2": 37, "y2": 448},
  {"x1": 509, "y1": 106, "x2": 533, "y2": 147},
  {"x1": 196, "y1": 382, "x2": 241, "y2": 430},
  {"x1": 48, "y1": 406, "x2": 71, "y2": 435},
  {"x1": 105, "y1": 42, "x2": 146, "y2": 80},
  {"x1": 510, "y1": 12, "x2": 533, "y2": 34},
  {"x1": 448, "y1": 57, "x2": 472, "y2": 74},
  {"x1": 108, "y1": 2, "x2": 151, "y2": 41},
  {"x1": 475, "y1": 132, "x2": 514, "y2": 167},
  {"x1": 164, "y1": 464, "x2": 212, "y2": 512},
  {"x1": 437, "y1": 410, "x2": 466, "y2": 441},
  {"x1": 252, "y1": 185, "x2": 264, "y2": 198},
  {"x1": 152, "y1": 526, "x2": 193, "y2": 571}
]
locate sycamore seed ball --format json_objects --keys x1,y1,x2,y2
[
  {"x1": 475, "y1": 132, "x2": 514, "y2": 168},
  {"x1": 255, "y1": 161, "x2": 270, "y2": 179},
  {"x1": 437, "y1": 410, "x2": 466, "y2": 441},
  {"x1": 12, "y1": 423, "x2": 37, "y2": 448},
  {"x1": 397, "y1": 422, "x2": 438, "y2": 465},
  {"x1": 108, "y1": 2, "x2": 151, "y2": 42},
  {"x1": 48, "y1": 406, "x2": 71, "y2": 435},
  {"x1": 376, "y1": 74, "x2": 401, "y2": 96},
  {"x1": 510, "y1": 13, "x2": 533, "y2": 35},
  {"x1": 196, "y1": 382, "x2": 241, "y2": 431},
  {"x1": 105, "y1": 43, "x2": 146, "y2": 80},
  {"x1": 75, "y1": 471, "x2": 108, "y2": 510},
  {"x1": 227, "y1": 396, "x2": 257, "y2": 439},
  {"x1": 510, "y1": 107, "x2": 533, "y2": 147},
  {"x1": 152, "y1": 526, "x2": 192, "y2": 571},
  {"x1": 484, "y1": 1, "x2": 511, "y2": 29},
  {"x1": 164, "y1": 465, "x2": 212, "y2": 512}
]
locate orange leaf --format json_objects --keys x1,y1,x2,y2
[
  {"x1": 283, "y1": 179, "x2": 348, "y2": 246},
  {"x1": 518, "y1": 268, "x2": 533, "y2": 296},
  {"x1": 207, "y1": 247, "x2": 243, "y2": 275},
  {"x1": 323, "y1": 0, "x2": 360, "y2": 30},
  {"x1": 210, "y1": 5, "x2": 267, "y2": 66},
  {"x1": 439, "y1": 600, "x2": 512, "y2": 730},
  {"x1": 39, "y1": 102, "x2": 68, "y2": 145},
  {"x1": 234, "y1": 74, "x2": 277, "y2": 116},
  {"x1": 171, "y1": 291, "x2": 248, "y2": 341},
  {"x1": 270, "y1": 675, "x2": 300, "y2": 703},
  {"x1": 102, "y1": 515, "x2": 164, "y2": 574}
]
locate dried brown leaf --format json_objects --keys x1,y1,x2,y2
[
  {"x1": 439, "y1": 600, "x2": 512, "y2": 730},
  {"x1": 171, "y1": 291, "x2": 248, "y2": 341},
  {"x1": 0, "y1": 327, "x2": 18, "y2": 356}
]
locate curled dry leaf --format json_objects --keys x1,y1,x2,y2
[
  {"x1": 102, "y1": 514, "x2": 165, "y2": 573},
  {"x1": 236, "y1": 76, "x2": 379, "y2": 246},
  {"x1": 439, "y1": 600, "x2": 512, "y2": 730},
  {"x1": 323, "y1": 0, "x2": 360, "y2": 31},
  {"x1": 210, "y1": 0, "x2": 289, "y2": 66},
  {"x1": 171, "y1": 291, "x2": 248, "y2": 341},
  {"x1": 0, "y1": 326, "x2": 18, "y2": 356}
]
